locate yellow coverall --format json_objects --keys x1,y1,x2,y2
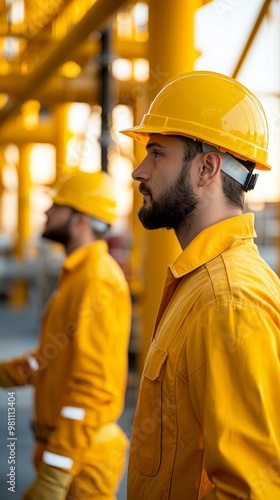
[
  {"x1": 2, "y1": 240, "x2": 131, "y2": 499},
  {"x1": 128, "y1": 213, "x2": 280, "y2": 499}
]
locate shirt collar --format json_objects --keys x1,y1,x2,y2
[
  {"x1": 169, "y1": 213, "x2": 256, "y2": 278},
  {"x1": 63, "y1": 240, "x2": 108, "y2": 272}
]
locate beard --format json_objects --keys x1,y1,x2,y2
[
  {"x1": 42, "y1": 217, "x2": 72, "y2": 246},
  {"x1": 138, "y1": 162, "x2": 198, "y2": 231}
]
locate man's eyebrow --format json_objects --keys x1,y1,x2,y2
[{"x1": 146, "y1": 142, "x2": 165, "y2": 151}]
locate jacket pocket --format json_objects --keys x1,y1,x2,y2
[{"x1": 130, "y1": 341, "x2": 168, "y2": 476}]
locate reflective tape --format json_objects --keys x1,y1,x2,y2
[
  {"x1": 42, "y1": 451, "x2": 73, "y2": 470},
  {"x1": 27, "y1": 355, "x2": 39, "y2": 372},
  {"x1": 61, "y1": 406, "x2": 85, "y2": 420}
]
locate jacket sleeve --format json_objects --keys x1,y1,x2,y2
[
  {"x1": 22, "y1": 463, "x2": 73, "y2": 500},
  {"x1": 43, "y1": 276, "x2": 131, "y2": 475},
  {"x1": 0, "y1": 351, "x2": 39, "y2": 387},
  {"x1": 188, "y1": 302, "x2": 280, "y2": 499}
]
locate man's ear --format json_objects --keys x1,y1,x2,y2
[
  {"x1": 197, "y1": 152, "x2": 222, "y2": 187},
  {"x1": 71, "y1": 212, "x2": 87, "y2": 228}
]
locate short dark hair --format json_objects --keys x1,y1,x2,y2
[{"x1": 175, "y1": 135, "x2": 250, "y2": 211}]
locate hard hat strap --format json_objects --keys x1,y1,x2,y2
[
  {"x1": 89, "y1": 217, "x2": 110, "y2": 233},
  {"x1": 201, "y1": 143, "x2": 258, "y2": 191}
]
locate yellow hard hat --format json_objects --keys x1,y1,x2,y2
[
  {"x1": 52, "y1": 170, "x2": 117, "y2": 224},
  {"x1": 121, "y1": 71, "x2": 271, "y2": 171}
]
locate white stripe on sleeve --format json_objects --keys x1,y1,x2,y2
[
  {"x1": 60, "y1": 406, "x2": 85, "y2": 420},
  {"x1": 42, "y1": 451, "x2": 73, "y2": 470}
]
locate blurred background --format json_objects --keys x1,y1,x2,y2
[{"x1": 0, "y1": 0, "x2": 279, "y2": 498}]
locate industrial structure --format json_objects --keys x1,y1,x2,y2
[
  {"x1": 0, "y1": 0, "x2": 279, "y2": 408},
  {"x1": 0, "y1": 0, "x2": 279, "y2": 497}
]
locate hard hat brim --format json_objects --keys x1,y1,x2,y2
[{"x1": 120, "y1": 124, "x2": 272, "y2": 171}]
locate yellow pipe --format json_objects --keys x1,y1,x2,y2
[
  {"x1": 54, "y1": 104, "x2": 73, "y2": 180},
  {"x1": 137, "y1": 0, "x2": 203, "y2": 370},
  {"x1": 129, "y1": 97, "x2": 149, "y2": 364},
  {"x1": 9, "y1": 144, "x2": 31, "y2": 306}
]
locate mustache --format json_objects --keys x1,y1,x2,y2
[{"x1": 139, "y1": 183, "x2": 152, "y2": 196}]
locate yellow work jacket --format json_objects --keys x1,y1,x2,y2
[
  {"x1": 128, "y1": 213, "x2": 280, "y2": 499},
  {"x1": 4, "y1": 241, "x2": 131, "y2": 474}
]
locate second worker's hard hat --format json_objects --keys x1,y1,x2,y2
[
  {"x1": 121, "y1": 71, "x2": 271, "y2": 171},
  {"x1": 51, "y1": 170, "x2": 117, "y2": 224}
]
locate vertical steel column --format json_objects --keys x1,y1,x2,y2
[
  {"x1": 137, "y1": 0, "x2": 203, "y2": 370},
  {"x1": 9, "y1": 144, "x2": 31, "y2": 306},
  {"x1": 54, "y1": 104, "x2": 72, "y2": 180}
]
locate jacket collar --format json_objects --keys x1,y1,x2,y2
[
  {"x1": 63, "y1": 240, "x2": 108, "y2": 272},
  {"x1": 169, "y1": 213, "x2": 256, "y2": 278}
]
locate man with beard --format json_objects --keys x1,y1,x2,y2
[
  {"x1": 0, "y1": 171, "x2": 131, "y2": 499},
  {"x1": 121, "y1": 71, "x2": 280, "y2": 499}
]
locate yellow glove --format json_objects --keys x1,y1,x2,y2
[
  {"x1": 0, "y1": 363, "x2": 16, "y2": 388},
  {"x1": 22, "y1": 462, "x2": 73, "y2": 500}
]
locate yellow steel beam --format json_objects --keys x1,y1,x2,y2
[
  {"x1": 0, "y1": 0, "x2": 129, "y2": 127},
  {"x1": 0, "y1": 46, "x2": 148, "y2": 107},
  {"x1": 0, "y1": 118, "x2": 56, "y2": 144},
  {"x1": 232, "y1": 0, "x2": 272, "y2": 78},
  {"x1": 113, "y1": 38, "x2": 148, "y2": 60},
  {"x1": 0, "y1": 73, "x2": 100, "y2": 105}
]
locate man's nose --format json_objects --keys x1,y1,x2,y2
[{"x1": 132, "y1": 157, "x2": 151, "y2": 181}]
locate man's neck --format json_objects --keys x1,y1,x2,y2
[
  {"x1": 65, "y1": 235, "x2": 96, "y2": 255},
  {"x1": 176, "y1": 207, "x2": 243, "y2": 250}
]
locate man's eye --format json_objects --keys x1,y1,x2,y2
[{"x1": 152, "y1": 151, "x2": 160, "y2": 158}]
